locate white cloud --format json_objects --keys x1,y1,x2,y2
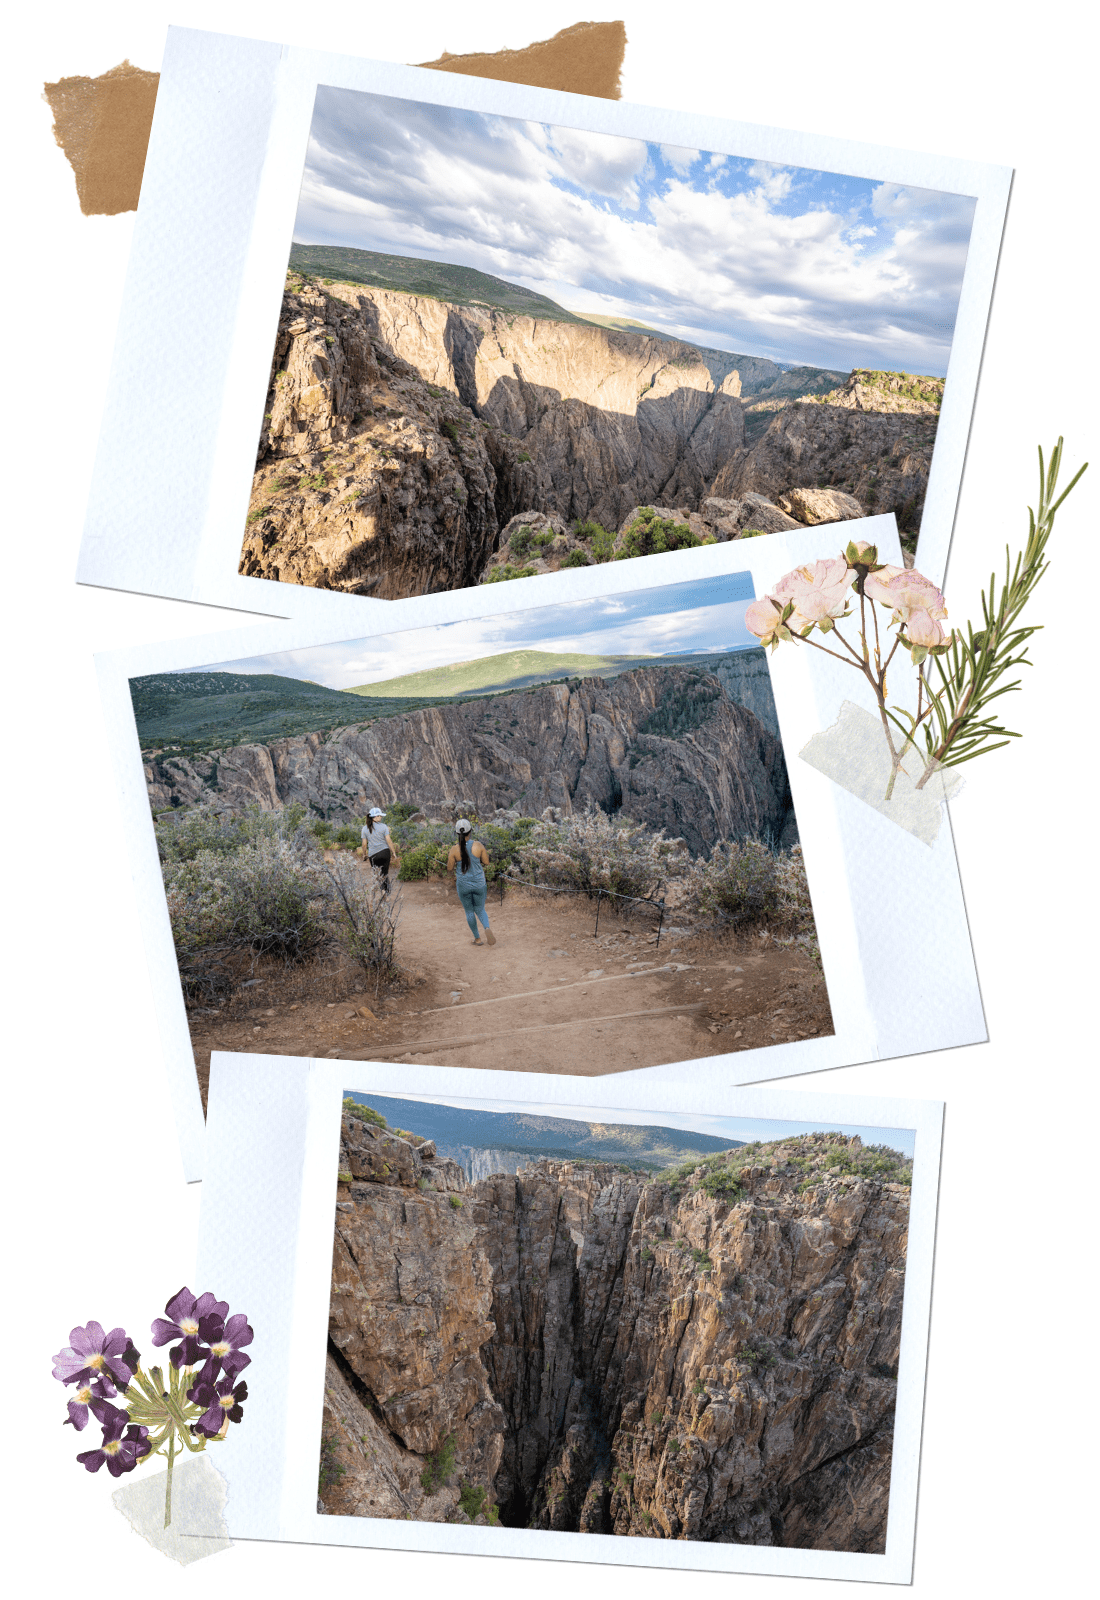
[
  {"x1": 660, "y1": 143, "x2": 700, "y2": 176},
  {"x1": 296, "y1": 90, "x2": 976, "y2": 373}
]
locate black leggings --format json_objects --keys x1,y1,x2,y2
[{"x1": 368, "y1": 847, "x2": 391, "y2": 883}]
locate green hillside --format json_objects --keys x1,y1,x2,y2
[
  {"x1": 288, "y1": 245, "x2": 585, "y2": 323},
  {"x1": 347, "y1": 650, "x2": 659, "y2": 701},
  {"x1": 131, "y1": 670, "x2": 445, "y2": 756}
]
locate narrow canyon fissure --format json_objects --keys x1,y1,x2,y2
[{"x1": 324, "y1": 1115, "x2": 908, "y2": 1549}]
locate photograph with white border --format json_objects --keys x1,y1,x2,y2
[
  {"x1": 75, "y1": 26, "x2": 1010, "y2": 623},
  {"x1": 192, "y1": 1053, "x2": 943, "y2": 1583},
  {"x1": 96, "y1": 522, "x2": 984, "y2": 1183}
]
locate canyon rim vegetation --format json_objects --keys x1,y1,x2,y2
[
  {"x1": 320, "y1": 1103, "x2": 912, "y2": 1550},
  {"x1": 238, "y1": 258, "x2": 940, "y2": 598}
]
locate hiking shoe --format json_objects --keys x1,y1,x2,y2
[{"x1": 485, "y1": 928, "x2": 497, "y2": 945}]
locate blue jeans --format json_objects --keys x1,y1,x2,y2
[{"x1": 457, "y1": 880, "x2": 490, "y2": 936}]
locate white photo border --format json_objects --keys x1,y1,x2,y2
[
  {"x1": 76, "y1": 25, "x2": 1011, "y2": 619},
  {"x1": 192, "y1": 1051, "x2": 944, "y2": 1583},
  {"x1": 96, "y1": 521, "x2": 985, "y2": 1181}
]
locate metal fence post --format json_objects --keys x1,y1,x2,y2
[
  {"x1": 655, "y1": 898, "x2": 665, "y2": 952},
  {"x1": 594, "y1": 888, "x2": 603, "y2": 938}
]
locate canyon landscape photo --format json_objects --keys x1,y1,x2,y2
[
  {"x1": 238, "y1": 90, "x2": 974, "y2": 596},
  {"x1": 320, "y1": 1094, "x2": 914, "y2": 1550},
  {"x1": 131, "y1": 577, "x2": 833, "y2": 1098}
]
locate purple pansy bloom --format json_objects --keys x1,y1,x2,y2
[
  {"x1": 51, "y1": 1322, "x2": 139, "y2": 1391},
  {"x1": 196, "y1": 1311, "x2": 254, "y2": 1383},
  {"x1": 188, "y1": 1376, "x2": 248, "y2": 1438},
  {"x1": 64, "y1": 1376, "x2": 116, "y2": 1431},
  {"x1": 76, "y1": 1405, "x2": 151, "y2": 1477},
  {"x1": 151, "y1": 1287, "x2": 228, "y2": 1369}
]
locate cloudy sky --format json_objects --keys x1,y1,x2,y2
[
  {"x1": 293, "y1": 86, "x2": 977, "y2": 375},
  {"x1": 199, "y1": 571, "x2": 756, "y2": 690},
  {"x1": 358, "y1": 1092, "x2": 916, "y2": 1159}
]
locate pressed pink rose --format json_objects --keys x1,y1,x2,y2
[
  {"x1": 771, "y1": 557, "x2": 852, "y2": 628},
  {"x1": 745, "y1": 597, "x2": 784, "y2": 643},
  {"x1": 905, "y1": 608, "x2": 952, "y2": 648},
  {"x1": 863, "y1": 566, "x2": 947, "y2": 621}
]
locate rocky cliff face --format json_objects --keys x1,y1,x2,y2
[
  {"x1": 239, "y1": 283, "x2": 744, "y2": 596},
  {"x1": 145, "y1": 663, "x2": 796, "y2": 855},
  {"x1": 714, "y1": 370, "x2": 940, "y2": 544},
  {"x1": 322, "y1": 1115, "x2": 909, "y2": 1551}
]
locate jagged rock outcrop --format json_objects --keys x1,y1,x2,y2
[
  {"x1": 321, "y1": 1119, "x2": 910, "y2": 1550},
  {"x1": 239, "y1": 283, "x2": 746, "y2": 597},
  {"x1": 713, "y1": 384, "x2": 937, "y2": 542},
  {"x1": 144, "y1": 664, "x2": 795, "y2": 855}
]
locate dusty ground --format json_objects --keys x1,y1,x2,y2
[{"x1": 189, "y1": 878, "x2": 833, "y2": 1103}]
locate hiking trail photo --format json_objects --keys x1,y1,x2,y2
[{"x1": 133, "y1": 633, "x2": 833, "y2": 1100}]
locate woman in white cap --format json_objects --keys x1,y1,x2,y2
[
  {"x1": 360, "y1": 807, "x2": 400, "y2": 892},
  {"x1": 445, "y1": 819, "x2": 496, "y2": 946}
]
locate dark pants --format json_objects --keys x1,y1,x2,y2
[{"x1": 368, "y1": 847, "x2": 391, "y2": 888}]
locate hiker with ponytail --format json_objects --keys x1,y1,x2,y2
[{"x1": 445, "y1": 819, "x2": 496, "y2": 946}]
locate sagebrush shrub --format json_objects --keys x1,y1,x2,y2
[
  {"x1": 683, "y1": 840, "x2": 810, "y2": 934},
  {"x1": 512, "y1": 806, "x2": 680, "y2": 901},
  {"x1": 318, "y1": 852, "x2": 401, "y2": 988}
]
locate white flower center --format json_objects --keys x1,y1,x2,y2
[
  {"x1": 212, "y1": 1341, "x2": 229, "y2": 1358},
  {"x1": 179, "y1": 1318, "x2": 199, "y2": 1337},
  {"x1": 104, "y1": 1440, "x2": 121, "y2": 1456},
  {"x1": 87, "y1": 1353, "x2": 104, "y2": 1370},
  {"x1": 76, "y1": 1385, "x2": 92, "y2": 1404},
  {"x1": 219, "y1": 1393, "x2": 235, "y2": 1411}
]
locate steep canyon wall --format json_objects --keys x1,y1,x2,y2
[
  {"x1": 322, "y1": 1115, "x2": 909, "y2": 1550},
  {"x1": 145, "y1": 663, "x2": 796, "y2": 855}
]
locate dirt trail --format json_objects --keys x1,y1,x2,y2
[{"x1": 190, "y1": 877, "x2": 833, "y2": 1084}]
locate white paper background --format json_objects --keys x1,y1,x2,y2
[
  {"x1": 7, "y1": 6, "x2": 1094, "y2": 1600},
  {"x1": 94, "y1": 513, "x2": 986, "y2": 1180},
  {"x1": 192, "y1": 1053, "x2": 943, "y2": 1582}
]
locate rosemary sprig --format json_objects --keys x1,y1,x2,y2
[{"x1": 912, "y1": 439, "x2": 1086, "y2": 787}]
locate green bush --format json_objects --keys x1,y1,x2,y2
[
  {"x1": 614, "y1": 510, "x2": 714, "y2": 560},
  {"x1": 440, "y1": 419, "x2": 459, "y2": 442},
  {"x1": 450, "y1": 1194, "x2": 464, "y2": 1209},
  {"x1": 573, "y1": 520, "x2": 615, "y2": 562},
  {"x1": 419, "y1": 1433, "x2": 456, "y2": 1494},
  {"x1": 508, "y1": 526, "x2": 533, "y2": 559},
  {"x1": 485, "y1": 563, "x2": 538, "y2": 583},
  {"x1": 398, "y1": 839, "x2": 451, "y2": 881},
  {"x1": 459, "y1": 1483, "x2": 486, "y2": 1519},
  {"x1": 560, "y1": 548, "x2": 590, "y2": 568}
]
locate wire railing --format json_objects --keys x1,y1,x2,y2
[{"x1": 497, "y1": 874, "x2": 667, "y2": 951}]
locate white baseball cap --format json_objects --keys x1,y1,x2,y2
[
  {"x1": 368, "y1": 807, "x2": 386, "y2": 818},
  {"x1": 454, "y1": 818, "x2": 472, "y2": 833}
]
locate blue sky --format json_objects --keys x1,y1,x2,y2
[
  {"x1": 360, "y1": 1091, "x2": 916, "y2": 1160},
  {"x1": 197, "y1": 572, "x2": 757, "y2": 690},
  {"x1": 294, "y1": 87, "x2": 977, "y2": 375}
]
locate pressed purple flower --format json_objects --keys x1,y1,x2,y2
[
  {"x1": 76, "y1": 1406, "x2": 151, "y2": 1477},
  {"x1": 151, "y1": 1287, "x2": 228, "y2": 1369},
  {"x1": 189, "y1": 1376, "x2": 248, "y2": 1438},
  {"x1": 64, "y1": 1377, "x2": 116, "y2": 1431},
  {"x1": 195, "y1": 1311, "x2": 254, "y2": 1383},
  {"x1": 52, "y1": 1322, "x2": 138, "y2": 1390}
]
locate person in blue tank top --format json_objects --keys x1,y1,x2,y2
[{"x1": 445, "y1": 819, "x2": 496, "y2": 946}]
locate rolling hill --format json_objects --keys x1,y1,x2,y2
[
  {"x1": 346, "y1": 650, "x2": 660, "y2": 701},
  {"x1": 288, "y1": 244, "x2": 586, "y2": 323}
]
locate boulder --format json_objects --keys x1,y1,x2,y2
[{"x1": 778, "y1": 486, "x2": 866, "y2": 525}]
